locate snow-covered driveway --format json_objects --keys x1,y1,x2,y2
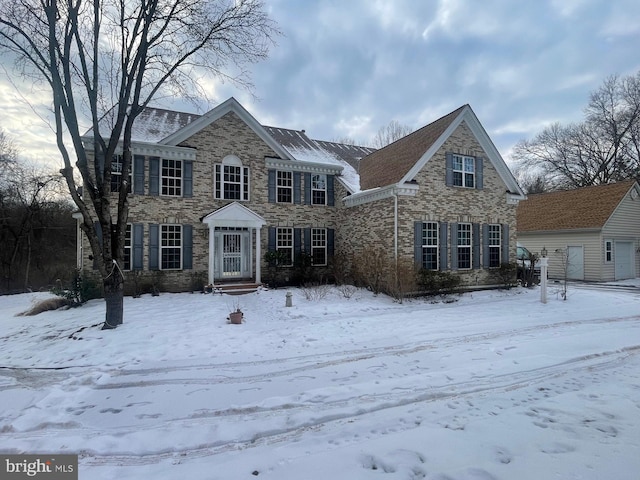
[{"x1": 1, "y1": 285, "x2": 639, "y2": 479}]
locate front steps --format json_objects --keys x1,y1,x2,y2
[{"x1": 206, "y1": 282, "x2": 262, "y2": 295}]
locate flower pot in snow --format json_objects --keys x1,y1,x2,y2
[{"x1": 229, "y1": 311, "x2": 243, "y2": 324}]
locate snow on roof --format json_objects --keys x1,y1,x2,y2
[
  {"x1": 84, "y1": 105, "x2": 375, "y2": 191},
  {"x1": 264, "y1": 127, "x2": 375, "y2": 193}
]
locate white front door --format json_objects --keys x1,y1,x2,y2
[{"x1": 213, "y1": 230, "x2": 252, "y2": 281}]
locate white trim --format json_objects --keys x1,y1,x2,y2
[
  {"x1": 343, "y1": 183, "x2": 419, "y2": 207},
  {"x1": 202, "y1": 202, "x2": 266, "y2": 228},
  {"x1": 264, "y1": 157, "x2": 342, "y2": 175},
  {"x1": 160, "y1": 97, "x2": 293, "y2": 161},
  {"x1": 80, "y1": 138, "x2": 196, "y2": 161},
  {"x1": 399, "y1": 106, "x2": 526, "y2": 200}
]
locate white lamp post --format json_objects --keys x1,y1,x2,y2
[{"x1": 540, "y1": 246, "x2": 548, "y2": 304}]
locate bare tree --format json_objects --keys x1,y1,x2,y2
[
  {"x1": 371, "y1": 120, "x2": 413, "y2": 149},
  {"x1": 513, "y1": 71, "x2": 640, "y2": 190},
  {"x1": 0, "y1": 0, "x2": 279, "y2": 329}
]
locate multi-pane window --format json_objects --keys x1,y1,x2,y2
[
  {"x1": 161, "y1": 159, "x2": 182, "y2": 196},
  {"x1": 161, "y1": 225, "x2": 182, "y2": 270},
  {"x1": 111, "y1": 155, "x2": 131, "y2": 193},
  {"x1": 457, "y1": 223, "x2": 472, "y2": 269},
  {"x1": 276, "y1": 227, "x2": 294, "y2": 266},
  {"x1": 421, "y1": 222, "x2": 439, "y2": 270},
  {"x1": 277, "y1": 171, "x2": 293, "y2": 203},
  {"x1": 311, "y1": 174, "x2": 327, "y2": 205},
  {"x1": 123, "y1": 224, "x2": 132, "y2": 271},
  {"x1": 215, "y1": 163, "x2": 250, "y2": 200},
  {"x1": 605, "y1": 240, "x2": 613, "y2": 263},
  {"x1": 488, "y1": 224, "x2": 501, "y2": 268},
  {"x1": 453, "y1": 155, "x2": 475, "y2": 188},
  {"x1": 311, "y1": 228, "x2": 327, "y2": 266}
]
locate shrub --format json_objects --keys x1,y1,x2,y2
[
  {"x1": 51, "y1": 269, "x2": 101, "y2": 305},
  {"x1": 300, "y1": 282, "x2": 331, "y2": 301},
  {"x1": 337, "y1": 284, "x2": 357, "y2": 299},
  {"x1": 416, "y1": 269, "x2": 461, "y2": 296},
  {"x1": 352, "y1": 246, "x2": 390, "y2": 295},
  {"x1": 493, "y1": 262, "x2": 517, "y2": 288},
  {"x1": 17, "y1": 297, "x2": 72, "y2": 316},
  {"x1": 384, "y1": 259, "x2": 418, "y2": 303}
]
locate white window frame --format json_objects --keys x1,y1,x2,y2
[
  {"x1": 111, "y1": 154, "x2": 132, "y2": 193},
  {"x1": 457, "y1": 223, "x2": 472, "y2": 269},
  {"x1": 161, "y1": 158, "x2": 182, "y2": 197},
  {"x1": 214, "y1": 156, "x2": 250, "y2": 201},
  {"x1": 421, "y1": 222, "x2": 439, "y2": 270},
  {"x1": 488, "y1": 224, "x2": 501, "y2": 268},
  {"x1": 160, "y1": 224, "x2": 182, "y2": 270},
  {"x1": 276, "y1": 170, "x2": 293, "y2": 203},
  {"x1": 453, "y1": 154, "x2": 475, "y2": 188},
  {"x1": 311, "y1": 228, "x2": 327, "y2": 266},
  {"x1": 276, "y1": 227, "x2": 294, "y2": 267},
  {"x1": 311, "y1": 174, "x2": 327, "y2": 205},
  {"x1": 604, "y1": 239, "x2": 613, "y2": 263}
]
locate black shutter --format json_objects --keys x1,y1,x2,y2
[
  {"x1": 133, "y1": 223, "x2": 143, "y2": 270},
  {"x1": 294, "y1": 172, "x2": 302, "y2": 204},
  {"x1": 482, "y1": 224, "x2": 490, "y2": 269},
  {"x1": 149, "y1": 157, "x2": 160, "y2": 196},
  {"x1": 149, "y1": 224, "x2": 159, "y2": 270},
  {"x1": 501, "y1": 223, "x2": 510, "y2": 264},
  {"x1": 327, "y1": 175, "x2": 335, "y2": 206},
  {"x1": 414, "y1": 221, "x2": 423, "y2": 267},
  {"x1": 268, "y1": 227, "x2": 276, "y2": 252},
  {"x1": 183, "y1": 225, "x2": 192, "y2": 269},
  {"x1": 475, "y1": 157, "x2": 484, "y2": 190},
  {"x1": 450, "y1": 223, "x2": 458, "y2": 270},
  {"x1": 183, "y1": 161, "x2": 193, "y2": 198},
  {"x1": 304, "y1": 227, "x2": 311, "y2": 254},
  {"x1": 445, "y1": 152, "x2": 453, "y2": 186},
  {"x1": 304, "y1": 173, "x2": 311, "y2": 204},
  {"x1": 294, "y1": 228, "x2": 302, "y2": 257},
  {"x1": 473, "y1": 223, "x2": 480, "y2": 269},
  {"x1": 268, "y1": 170, "x2": 276, "y2": 203},
  {"x1": 134, "y1": 155, "x2": 145, "y2": 195},
  {"x1": 439, "y1": 222, "x2": 448, "y2": 270}
]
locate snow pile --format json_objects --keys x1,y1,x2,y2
[{"x1": 0, "y1": 283, "x2": 639, "y2": 479}]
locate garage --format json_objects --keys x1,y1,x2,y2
[{"x1": 614, "y1": 241, "x2": 635, "y2": 280}]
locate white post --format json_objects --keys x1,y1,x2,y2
[
  {"x1": 539, "y1": 256, "x2": 548, "y2": 304},
  {"x1": 255, "y1": 226, "x2": 262, "y2": 284}
]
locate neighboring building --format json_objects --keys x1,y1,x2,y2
[
  {"x1": 516, "y1": 180, "x2": 640, "y2": 281},
  {"x1": 76, "y1": 97, "x2": 526, "y2": 293}
]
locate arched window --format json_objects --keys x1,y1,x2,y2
[{"x1": 214, "y1": 155, "x2": 250, "y2": 201}]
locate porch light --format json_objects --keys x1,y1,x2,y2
[{"x1": 541, "y1": 246, "x2": 548, "y2": 258}]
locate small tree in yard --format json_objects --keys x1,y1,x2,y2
[{"x1": 0, "y1": 0, "x2": 279, "y2": 329}]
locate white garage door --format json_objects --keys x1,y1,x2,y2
[
  {"x1": 614, "y1": 241, "x2": 634, "y2": 280},
  {"x1": 567, "y1": 246, "x2": 584, "y2": 280}
]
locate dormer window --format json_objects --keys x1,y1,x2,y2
[{"x1": 215, "y1": 155, "x2": 250, "y2": 201}]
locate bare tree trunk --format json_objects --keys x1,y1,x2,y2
[
  {"x1": 102, "y1": 269, "x2": 124, "y2": 329},
  {"x1": 24, "y1": 231, "x2": 31, "y2": 290}
]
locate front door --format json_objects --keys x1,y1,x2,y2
[
  {"x1": 222, "y1": 233, "x2": 242, "y2": 277},
  {"x1": 615, "y1": 241, "x2": 634, "y2": 280},
  {"x1": 213, "y1": 229, "x2": 252, "y2": 281}
]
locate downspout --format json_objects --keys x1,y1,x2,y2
[{"x1": 393, "y1": 188, "x2": 398, "y2": 280}]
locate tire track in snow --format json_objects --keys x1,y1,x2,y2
[
  {"x1": 90, "y1": 314, "x2": 640, "y2": 390},
  {"x1": 17, "y1": 344, "x2": 640, "y2": 467}
]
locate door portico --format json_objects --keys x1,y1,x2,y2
[{"x1": 202, "y1": 202, "x2": 266, "y2": 284}]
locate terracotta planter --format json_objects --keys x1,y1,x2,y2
[{"x1": 229, "y1": 311, "x2": 243, "y2": 324}]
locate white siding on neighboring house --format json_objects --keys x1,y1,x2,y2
[
  {"x1": 602, "y1": 189, "x2": 640, "y2": 280},
  {"x1": 517, "y1": 231, "x2": 602, "y2": 281}
]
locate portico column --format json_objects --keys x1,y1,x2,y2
[{"x1": 255, "y1": 226, "x2": 262, "y2": 284}]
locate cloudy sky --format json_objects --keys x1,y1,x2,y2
[{"x1": 2, "y1": 0, "x2": 640, "y2": 168}]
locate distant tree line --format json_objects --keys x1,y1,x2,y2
[
  {"x1": 0, "y1": 128, "x2": 76, "y2": 294},
  {"x1": 513, "y1": 70, "x2": 640, "y2": 193}
]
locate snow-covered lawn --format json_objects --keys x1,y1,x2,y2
[{"x1": 1, "y1": 283, "x2": 639, "y2": 480}]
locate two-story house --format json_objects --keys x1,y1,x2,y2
[{"x1": 76, "y1": 97, "x2": 525, "y2": 293}]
